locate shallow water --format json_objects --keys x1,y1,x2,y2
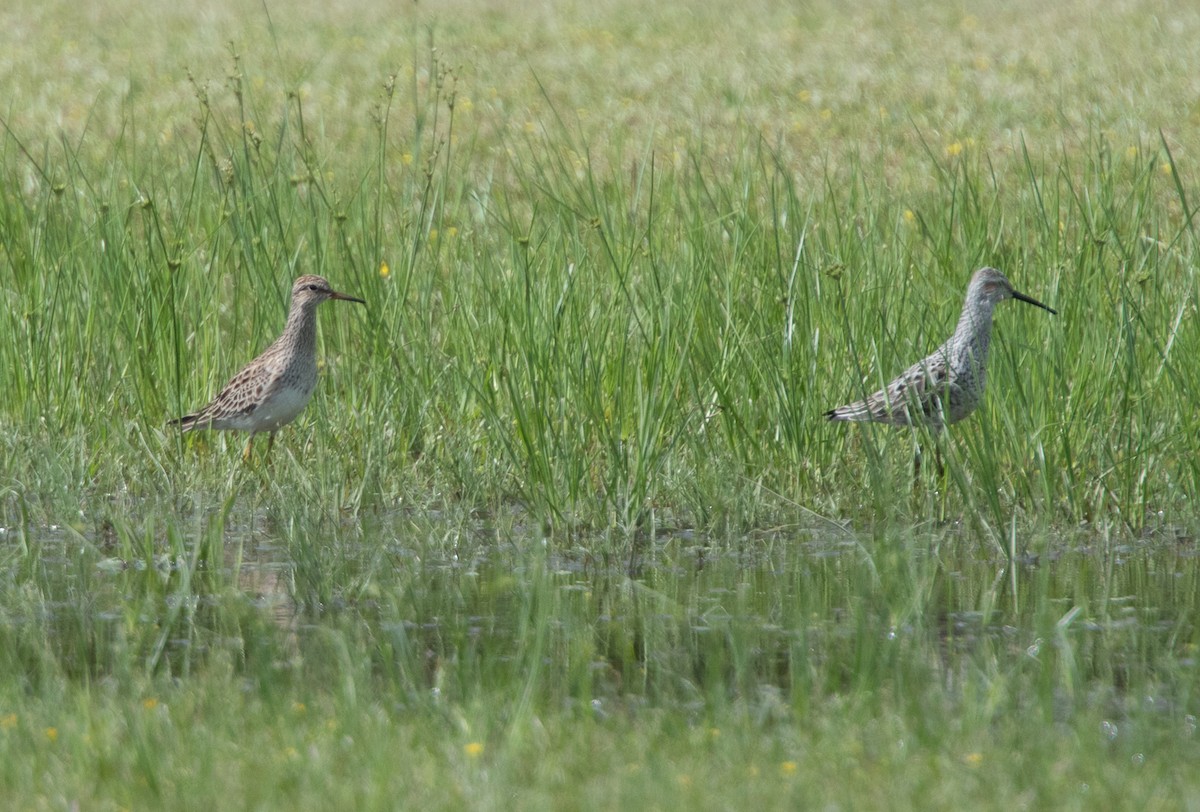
[{"x1": 6, "y1": 510, "x2": 1198, "y2": 718}]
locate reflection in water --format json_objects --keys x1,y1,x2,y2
[
  {"x1": 13, "y1": 511, "x2": 1200, "y2": 716},
  {"x1": 235, "y1": 551, "x2": 299, "y2": 661}
]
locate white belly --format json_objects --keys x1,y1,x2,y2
[{"x1": 250, "y1": 383, "x2": 315, "y2": 432}]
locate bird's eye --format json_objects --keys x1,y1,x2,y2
[{"x1": 308, "y1": 284, "x2": 320, "y2": 291}]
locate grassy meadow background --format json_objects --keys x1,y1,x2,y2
[{"x1": 2, "y1": 0, "x2": 1200, "y2": 807}]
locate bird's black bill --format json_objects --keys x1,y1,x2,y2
[
  {"x1": 331, "y1": 291, "x2": 367, "y2": 304},
  {"x1": 1012, "y1": 290, "x2": 1057, "y2": 315}
]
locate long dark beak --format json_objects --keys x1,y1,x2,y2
[
  {"x1": 1013, "y1": 289, "x2": 1056, "y2": 315},
  {"x1": 330, "y1": 290, "x2": 366, "y2": 305}
]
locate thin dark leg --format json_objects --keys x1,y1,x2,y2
[
  {"x1": 242, "y1": 434, "x2": 255, "y2": 463},
  {"x1": 935, "y1": 439, "x2": 947, "y2": 521}
]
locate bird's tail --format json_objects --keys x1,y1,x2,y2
[
  {"x1": 825, "y1": 401, "x2": 872, "y2": 422},
  {"x1": 168, "y1": 413, "x2": 207, "y2": 432}
]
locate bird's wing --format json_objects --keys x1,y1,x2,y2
[
  {"x1": 878, "y1": 353, "x2": 952, "y2": 424},
  {"x1": 193, "y1": 355, "x2": 288, "y2": 422},
  {"x1": 828, "y1": 350, "x2": 951, "y2": 425}
]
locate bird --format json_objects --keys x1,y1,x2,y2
[
  {"x1": 826, "y1": 267, "x2": 1056, "y2": 475},
  {"x1": 169, "y1": 275, "x2": 365, "y2": 461}
]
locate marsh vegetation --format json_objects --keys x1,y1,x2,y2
[{"x1": 1, "y1": 0, "x2": 1198, "y2": 806}]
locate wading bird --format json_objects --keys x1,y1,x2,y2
[
  {"x1": 826, "y1": 267, "x2": 1056, "y2": 476},
  {"x1": 170, "y1": 275, "x2": 365, "y2": 461}
]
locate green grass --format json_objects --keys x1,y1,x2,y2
[{"x1": 2, "y1": 0, "x2": 1200, "y2": 806}]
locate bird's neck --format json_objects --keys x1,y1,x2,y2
[
  {"x1": 279, "y1": 302, "x2": 319, "y2": 354},
  {"x1": 952, "y1": 301, "x2": 996, "y2": 361}
]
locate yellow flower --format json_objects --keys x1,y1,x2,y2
[
  {"x1": 379, "y1": 261, "x2": 390, "y2": 279},
  {"x1": 428, "y1": 228, "x2": 439, "y2": 242},
  {"x1": 283, "y1": 746, "x2": 299, "y2": 760},
  {"x1": 903, "y1": 209, "x2": 916, "y2": 224},
  {"x1": 1160, "y1": 162, "x2": 1173, "y2": 176},
  {"x1": 292, "y1": 701, "x2": 307, "y2": 714},
  {"x1": 45, "y1": 727, "x2": 58, "y2": 742},
  {"x1": 0, "y1": 714, "x2": 16, "y2": 729},
  {"x1": 1125, "y1": 146, "x2": 1138, "y2": 160},
  {"x1": 820, "y1": 108, "x2": 833, "y2": 121},
  {"x1": 797, "y1": 90, "x2": 812, "y2": 103},
  {"x1": 946, "y1": 141, "x2": 964, "y2": 157},
  {"x1": 445, "y1": 227, "x2": 458, "y2": 239},
  {"x1": 780, "y1": 760, "x2": 798, "y2": 775},
  {"x1": 964, "y1": 752, "x2": 983, "y2": 767},
  {"x1": 401, "y1": 152, "x2": 413, "y2": 166},
  {"x1": 142, "y1": 698, "x2": 159, "y2": 710},
  {"x1": 464, "y1": 741, "x2": 484, "y2": 757},
  {"x1": 458, "y1": 96, "x2": 473, "y2": 113}
]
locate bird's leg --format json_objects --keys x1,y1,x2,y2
[
  {"x1": 267, "y1": 431, "x2": 277, "y2": 457},
  {"x1": 242, "y1": 434, "x2": 255, "y2": 463},
  {"x1": 912, "y1": 441, "x2": 923, "y2": 493},
  {"x1": 932, "y1": 431, "x2": 948, "y2": 522}
]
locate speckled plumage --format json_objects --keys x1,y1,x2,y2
[
  {"x1": 170, "y1": 275, "x2": 365, "y2": 459},
  {"x1": 826, "y1": 267, "x2": 1056, "y2": 432}
]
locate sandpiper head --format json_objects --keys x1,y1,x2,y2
[
  {"x1": 969, "y1": 267, "x2": 1056, "y2": 314},
  {"x1": 291, "y1": 274, "x2": 366, "y2": 307}
]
